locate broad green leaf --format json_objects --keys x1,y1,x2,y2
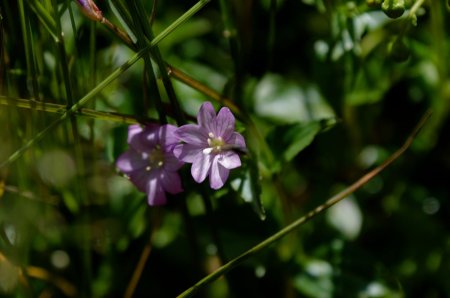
[{"x1": 266, "y1": 118, "x2": 337, "y2": 171}]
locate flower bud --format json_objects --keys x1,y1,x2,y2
[
  {"x1": 382, "y1": 0, "x2": 405, "y2": 19},
  {"x1": 75, "y1": 0, "x2": 103, "y2": 22}
]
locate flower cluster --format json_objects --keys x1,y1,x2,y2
[{"x1": 116, "y1": 102, "x2": 246, "y2": 206}]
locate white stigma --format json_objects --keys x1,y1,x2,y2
[{"x1": 203, "y1": 148, "x2": 213, "y2": 155}]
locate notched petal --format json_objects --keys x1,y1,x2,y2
[
  {"x1": 227, "y1": 132, "x2": 246, "y2": 149},
  {"x1": 218, "y1": 151, "x2": 241, "y2": 169},
  {"x1": 210, "y1": 157, "x2": 229, "y2": 189},
  {"x1": 116, "y1": 149, "x2": 146, "y2": 173},
  {"x1": 214, "y1": 107, "x2": 235, "y2": 139},
  {"x1": 175, "y1": 124, "x2": 208, "y2": 146},
  {"x1": 197, "y1": 102, "x2": 216, "y2": 129},
  {"x1": 191, "y1": 153, "x2": 212, "y2": 183}
]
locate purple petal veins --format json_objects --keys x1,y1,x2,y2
[{"x1": 174, "y1": 102, "x2": 246, "y2": 189}]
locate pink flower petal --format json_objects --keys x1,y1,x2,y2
[
  {"x1": 140, "y1": 126, "x2": 159, "y2": 147},
  {"x1": 129, "y1": 125, "x2": 158, "y2": 152},
  {"x1": 227, "y1": 132, "x2": 246, "y2": 149},
  {"x1": 160, "y1": 171, "x2": 183, "y2": 194},
  {"x1": 197, "y1": 102, "x2": 216, "y2": 130},
  {"x1": 173, "y1": 144, "x2": 202, "y2": 163},
  {"x1": 127, "y1": 125, "x2": 143, "y2": 144},
  {"x1": 217, "y1": 151, "x2": 241, "y2": 169},
  {"x1": 213, "y1": 107, "x2": 235, "y2": 139},
  {"x1": 116, "y1": 149, "x2": 146, "y2": 174},
  {"x1": 129, "y1": 170, "x2": 152, "y2": 193},
  {"x1": 163, "y1": 152, "x2": 185, "y2": 171},
  {"x1": 159, "y1": 124, "x2": 180, "y2": 149},
  {"x1": 210, "y1": 156, "x2": 230, "y2": 189},
  {"x1": 175, "y1": 124, "x2": 208, "y2": 146},
  {"x1": 191, "y1": 152, "x2": 212, "y2": 183},
  {"x1": 146, "y1": 176, "x2": 167, "y2": 206}
]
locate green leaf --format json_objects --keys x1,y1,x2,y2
[
  {"x1": 253, "y1": 74, "x2": 335, "y2": 123},
  {"x1": 293, "y1": 260, "x2": 334, "y2": 298},
  {"x1": 266, "y1": 118, "x2": 337, "y2": 171}
]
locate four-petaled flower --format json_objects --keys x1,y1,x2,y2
[
  {"x1": 116, "y1": 124, "x2": 184, "y2": 206},
  {"x1": 174, "y1": 102, "x2": 246, "y2": 189}
]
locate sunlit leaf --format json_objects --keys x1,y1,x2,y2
[
  {"x1": 326, "y1": 195, "x2": 363, "y2": 240},
  {"x1": 253, "y1": 74, "x2": 335, "y2": 123}
]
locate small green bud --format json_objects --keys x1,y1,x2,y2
[
  {"x1": 382, "y1": 0, "x2": 405, "y2": 18},
  {"x1": 387, "y1": 37, "x2": 410, "y2": 62},
  {"x1": 366, "y1": 0, "x2": 383, "y2": 9}
]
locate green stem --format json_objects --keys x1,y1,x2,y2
[
  {"x1": 0, "y1": 0, "x2": 212, "y2": 169},
  {"x1": 154, "y1": 0, "x2": 211, "y2": 46},
  {"x1": 18, "y1": 0, "x2": 40, "y2": 100},
  {"x1": 218, "y1": 0, "x2": 243, "y2": 103},
  {"x1": 108, "y1": 0, "x2": 135, "y2": 48},
  {"x1": 177, "y1": 110, "x2": 432, "y2": 298},
  {"x1": 18, "y1": 0, "x2": 41, "y2": 161},
  {"x1": 167, "y1": 65, "x2": 241, "y2": 117},
  {"x1": 132, "y1": 0, "x2": 184, "y2": 124},
  {"x1": 151, "y1": 42, "x2": 185, "y2": 124},
  {"x1": 27, "y1": 0, "x2": 57, "y2": 39},
  {"x1": 0, "y1": 96, "x2": 148, "y2": 124},
  {"x1": 0, "y1": 44, "x2": 146, "y2": 169},
  {"x1": 128, "y1": 0, "x2": 166, "y2": 122},
  {"x1": 52, "y1": 2, "x2": 93, "y2": 295},
  {"x1": 408, "y1": 0, "x2": 426, "y2": 19}
]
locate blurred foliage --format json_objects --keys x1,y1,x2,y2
[{"x1": 0, "y1": 0, "x2": 450, "y2": 297}]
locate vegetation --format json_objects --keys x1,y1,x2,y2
[{"x1": 0, "y1": 0, "x2": 449, "y2": 297}]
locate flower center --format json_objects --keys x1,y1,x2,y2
[
  {"x1": 145, "y1": 145, "x2": 164, "y2": 171},
  {"x1": 204, "y1": 132, "x2": 225, "y2": 154}
]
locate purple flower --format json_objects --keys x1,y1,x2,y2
[
  {"x1": 174, "y1": 102, "x2": 246, "y2": 190},
  {"x1": 116, "y1": 124, "x2": 184, "y2": 206}
]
